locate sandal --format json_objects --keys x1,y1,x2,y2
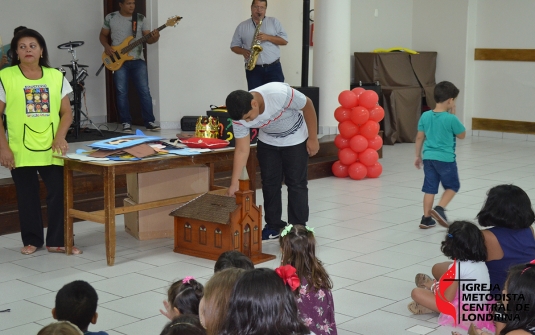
[
  {"x1": 468, "y1": 323, "x2": 493, "y2": 335},
  {"x1": 415, "y1": 273, "x2": 433, "y2": 290},
  {"x1": 407, "y1": 301, "x2": 434, "y2": 315},
  {"x1": 46, "y1": 246, "x2": 83, "y2": 255},
  {"x1": 20, "y1": 245, "x2": 38, "y2": 255}
]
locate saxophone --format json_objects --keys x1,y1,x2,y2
[{"x1": 246, "y1": 20, "x2": 263, "y2": 71}]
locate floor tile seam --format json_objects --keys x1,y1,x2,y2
[
  {"x1": 72, "y1": 264, "x2": 157, "y2": 279},
  {"x1": 346, "y1": 257, "x2": 431, "y2": 269},
  {"x1": 95, "y1": 305, "x2": 144, "y2": 322},
  {"x1": 0, "y1": 322, "x2": 46, "y2": 333},
  {"x1": 378, "y1": 304, "x2": 438, "y2": 323},
  {"x1": 17, "y1": 270, "x2": 109, "y2": 288},
  {"x1": 128, "y1": 269, "x2": 200, "y2": 285},
  {"x1": 120, "y1": 254, "x2": 190, "y2": 267},
  {"x1": 333, "y1": 312, "x2": 357, "y2": 325},
  {"x1": 342, "y1": 285, "x2": 414, "y2": 301},
  {"x1": 323, "y1": 237, "x2": 397, "y2": 250}
]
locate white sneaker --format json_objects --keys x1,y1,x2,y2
[{"x1": 122, "y1": 123, "x2": 132, "y2": 132}]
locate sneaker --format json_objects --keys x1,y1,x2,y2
[
  {"x1": 262, "y1": 227, "x2": 280, "y2": 240},
  {"x1": 122, "y1": 123, "x2": 132, "y2": 133},
  {"x1": 419, "y1": 216, "x2": 436, "y2": 229},
  {"x1": 146, "y1": 122, "x2": 161, "y2": 131},
  {"x1": 431, "y1": 206, "x2": 449, "y2": 228}
]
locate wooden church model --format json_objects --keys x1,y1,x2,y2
[{"x1": 170, "y1": 167, "x2": 275, "y2": 264}]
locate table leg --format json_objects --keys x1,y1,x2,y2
[
  {"x1": 103, "y1": 166, "x2": 116, "y2": 266},
  {"x1": 64, "y1": 163, "x2": 74, "y2": 255},
  {"x1": 246, "y1": 147, "x2": 256, "y2": 203}
]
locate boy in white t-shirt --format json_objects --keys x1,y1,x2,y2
[{"x1": 225, "y1": 82, "x2": 319, "y2": 240}]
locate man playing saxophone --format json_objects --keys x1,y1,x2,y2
[{"x1": 231, "y1": 0, "x2": 288, "y2": 90}]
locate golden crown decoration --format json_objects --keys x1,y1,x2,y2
[{"x1": 195, "y1": 116, "x2": 221, "y2": 139}]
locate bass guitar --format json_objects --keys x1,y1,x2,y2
[{"x1": 102, "y1": 15, "x2": 182, "y2": 71}]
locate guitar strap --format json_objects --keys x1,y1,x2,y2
[{"x1": 131, "y1": 12, "x2": 138, "y2": 38}]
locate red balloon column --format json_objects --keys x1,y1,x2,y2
[{"x1": 331, "y1": 89, "x2": 384, "y2": 180}]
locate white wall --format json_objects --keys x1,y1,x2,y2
[
  {"x1": 0, "y1": 0, "x2": 107, "y2": 123},
  {"x1": 3, "y1": 1, "x2": 533, "y2": 130},
  {"x1": 472, "y1": 0, "x2": 535, "y2": 122},
  {"x1": 154, "y1": 0, "x2": 310, "y2": 128},
  {"x1": 350, "y1": 0, "x2": 413, "y2": 83},
  {"x1": 412, "y1": 0, "x2": 470, "y2": 126}
]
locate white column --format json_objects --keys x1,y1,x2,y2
[{"x1": 313, "y1": 0, "x2": 351, "y2": 134}]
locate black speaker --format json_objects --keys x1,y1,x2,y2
[
  {"x1": 292, "y1": 86, "x2": 319, "y2": 133},
  {"x1": 180, "y1": 116, "x2": 198, "y2": 131}
]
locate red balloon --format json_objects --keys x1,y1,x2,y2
[
  {"x1": 334, "y1": 106, "x2": 351, "y2": 122},
  {"x1": 334, "y1": 135, "x2": 349, "y2": 149},
  {"x1": 332, "y1": 161, "x2": 349, "y2": 178},
  {"x1": 338, "y1": 120, "x2": 359, "y2": 139},
  {"x1": 338, "y1": 90, "x2": 358, "y2": 109},
  {"x1": 348, "y1": 162, "x2": 367, "y2": 180},
  {"x1": 351, "y1": 87, "x2": 366, "y2": 97},
  {"x1": 349, "y1": 135, "x2": 368, "y2": 153},
  {"x1": 367, "y1": 135, "x2": 383, "y2": 151},
  {"x1": 358, "y1": 148, "x2": 379, "y2": 166},
  {"x1": 360, "y1": 120, "x2": 380, "y2": 140},
  {"x1": 366, "y1": 162, "x2": 383, "y2": 178},
  {"x1": 359, "y1": 90, "x2": 379, "y2": 109},
  {"x1": 369, "y1": 106, "x2": 385, "y2": 122},
  {"x1": 339, "y1": 148, "x2": 358, "y2": 166},
  {"x1": 350, "y1": 106, "x2": 370, "y2": 125}
]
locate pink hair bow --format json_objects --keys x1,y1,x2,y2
[{"x1": 182, "y1": 276, "x2": 195, "y2": 284}]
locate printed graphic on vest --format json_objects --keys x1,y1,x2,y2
[
  {"x1": 24, "y1": 85, "x2": 50, "y2": 117},
  {"x1": 436, "y1": 259, "x2": 528, "y2": 327}
]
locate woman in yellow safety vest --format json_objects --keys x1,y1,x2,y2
[{"x1": 0, "y1": 29, "x2": 82, "y2": 255}]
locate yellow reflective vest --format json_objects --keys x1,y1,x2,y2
[{"x1": 0, "y1": 66, "x2": 64, "y2": 167}]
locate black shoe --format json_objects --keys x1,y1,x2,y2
[
  {"x1": 146, "y1": 122, "x2": 161, "y2": 131},
  {"x1": 431, "y1": 206, "x2": 448, "y2": 228},
  {"x1": 122, "y1": 123, "x2": 132, "y2": 133},
  {"x1": 419, "y1": 216, "x2": 436, "y2": 229},
  {"x1": 262, "y1": 227, "x2": 280, "y2": 240}
]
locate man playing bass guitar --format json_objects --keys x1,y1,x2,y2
[{"x1": 99, "y1": 0, "x2": 160, "y2": 132}]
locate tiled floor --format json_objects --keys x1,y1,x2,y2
[{"x1": 1, "y1": 128, "x2": 535, "y2": 335}]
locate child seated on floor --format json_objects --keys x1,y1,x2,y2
[
  {"x1": 159, "y1": 314, "x2": 206, "y2": 335},
  {"x1": 214, "y1": 250, "x2": 254, "y2": 272},
  {"x1": 279, "y1": 224, "x2": 337, "y2": 335},
  {"x1": 409, "y1": 221, "x2": 494, "y2": 332},
  {"x1": 38, "y1": 321, "x2": 83, "y2": 335},
  {"x1": 160, "y1": 276, "x2": 204, "y2": 320},
  {"x1": 52, "y1": 281, "x2": 108, "y2": 335},
  {"x1": 218, "y1": 267, "x2": 311, "y2": 335}
]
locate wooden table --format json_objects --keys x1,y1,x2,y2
[{"x1": 61, "y1": 147, "x2": 257, "y2": 266}]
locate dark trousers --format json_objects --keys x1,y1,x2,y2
[
  {"x1": 11, "y1": 165, "x2": 64, "y2": 247},
  {"x1": 245, "y1": 61, "x2": 285, "y2": 90},
  {"x1": 256, "y1": 140, "x2": 309, "y2": 230}
]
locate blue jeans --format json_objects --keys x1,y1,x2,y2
[
  {"x1": 245, "y1": 61, "x2": 284, "y2": 90},
  {"x1": 113, "y1": 59, "x2": 155, "y2": 126},
  {"x1": 256, "y1": 139, "x2": 309, "y2": 230},
  {"x1": 422, "y1": 160, "x2": 460, "y2": 194}
]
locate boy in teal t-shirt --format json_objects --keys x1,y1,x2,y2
[{"x1": 414, "y1": 81, "x2": 466, "y2": 229}]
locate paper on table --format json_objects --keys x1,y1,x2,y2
[
  {"x1": 67, "y1": 153, "x2": 110, "y2": 161},
  {"x1": 168, "y1": 149, "x2": 202, "y2": 156}
]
